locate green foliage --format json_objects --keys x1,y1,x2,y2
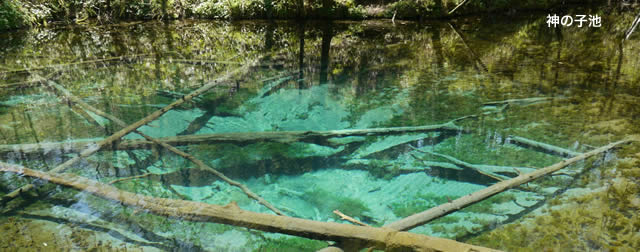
[
  {"x1": 0, "y1": 0, "x2": 611, "y2": 30},
  {"x1": 0, "y1": 0, "x2": 26, "y2": 30},
  {"x1": 386, "y1": 0, "x2": 435, "y2": 19}
]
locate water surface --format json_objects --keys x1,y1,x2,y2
[{"x1": 1, "y1": 14, "x2": 639, "y2": 251}]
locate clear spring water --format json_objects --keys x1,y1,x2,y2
[{"x1": 1, "y1": 14, "x2": 639, "y2": 251}]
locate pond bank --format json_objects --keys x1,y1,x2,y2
[{"x1": 1, "y1": 0, "x2": 605, "y2": 31}]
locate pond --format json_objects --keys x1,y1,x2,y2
[{"x1": 1, "y1": 12, "x2": 639, "y2": 251}]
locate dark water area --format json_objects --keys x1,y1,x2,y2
[{"x1": 0, "y1": 11, "x2": 639, "y2": 251}]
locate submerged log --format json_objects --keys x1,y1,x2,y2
[
  {"x1": 0, "y1": 162, "x2": 497, "y2": 252},
  {"x1": 46, "y1": 76, "x2": 285, "y2": 215},
  {"x1": 0, "y1": 123, "x2": 461, "y2": 155},
  {"x1": 409, "y1": 146, "x2": 537, "y2": 180},
  {"x1": 385, "y1": 138, "x2": 632, "y2": 231},
  {"x1": 1, "y1": 66, "x2": 250, "y2": 204},
  {"x1": 507, "y1": 135, "x2": 582, "y2": 158},
  {"x1": 47, "y1": 64, "x2": 249, "y2": 174},
  {"x1": 482, "y1": 97, "x2": 555, "y2": 107}
]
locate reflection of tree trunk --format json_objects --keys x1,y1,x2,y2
[
  {"x1": 297, "y1": 0, "x2": 304, "y2": 18},
  {"x1": 106, "y1": 0, "x2": 111, "y2": 18},
  {"x1": 111, "y1": 30, "x2": 126, "y2": 57},
  {"x1": 161, "y1": 0, "x2": 168, "y2": 19},
  {"x1": 322, "y1": 0, "x2": 333, "y2": 18},
  {"x1": 612, "y1": 39, "x2": 623, "y2": 90},
  {"x1": 319, "y1": 23, "x2": 333, "y2": 85},
  {"x1": 448, "y1": 23, "x2": 487, "y2": 72},
  {"x1": 430, "y1": 24, "x2": 445, "y2": 69},
  {"x1": 264, "y1": 0, "x2": 273, "y2": 18},
  {"x1": 552, "y1": 26, "x2": 562, "y2": 91},
  {"x1": 22, "y1": 107, "x2": 50, "y2": 170},
  {"x1": 150, "y1": 28, "x2": 162, "y2": 86},
  {"x1": 298, "y1": 21, "x2": 306, "y2": 88},
  {"x1": 163, "y1": 21, "x2": 179, "y2": 86},
  {"x1": 265, "y1": 22, "x2": 275, "y2": 51},
  {"x1": 434, "y1": 0, "x2": 446, "y2": 16},
  {"x1": 10, "y1": 111, "x2": 21, "y2": 143},
  {"x1": 355, "y1": 53, "x2": 369, "y2": 97},
  {"x1": 603, "y1": 39, "x2": 624, "y2": 115}
]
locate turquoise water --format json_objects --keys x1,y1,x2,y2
[{"x1": 1, "y1": 14, "x2": 639, "y2": 251}]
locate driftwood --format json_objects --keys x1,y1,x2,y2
[
  {"x1": 384, "y1": 138, "x2": 632, "y2": 231},
  {"x1": 0, "y1": 162, "x2": 498, "y2": 252},
  {"x1": 0, "y1": 123, "x2": 461, "y2": 155},
  {"x1": 507, "y1": 135, "x2": 582, "y2": 158},
  {"x1": 1, "y1": 66, "x2": 249, "y2": 204}
]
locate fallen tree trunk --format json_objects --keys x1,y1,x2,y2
[
  {"x1": 0, "y1": 123, "x2": 461, "y2": 155},
  {"x1": 0, "y1": 162, "x2": 497, "y2": 252},
  {"x1": 384, "y1": 138, "x2": 632, "y2": 231},
  {"x1": 409, "y1": 146, "x2": 537, "y2": 179},
  {"x1": 507, "y1": 135, "x2": 582, "y2": 158},
  {"x1": 482, "y1": 97, "x2": 554, "y2": 107}
]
